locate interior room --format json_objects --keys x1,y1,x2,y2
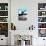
[{"x1": 0, "y1": 0, "x2": 46, "y2": 46}]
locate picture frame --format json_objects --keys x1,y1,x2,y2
[{"x1": 18, "y1": 8, "x2": 28, "y2": 21}]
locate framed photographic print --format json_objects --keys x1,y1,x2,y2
[
  {"x1": 18, "y1": 8, "x2": 28, "y2": 21},
  {"x1": 38, "y1": 29, "x2": 46, "y2": 37},
  {"x1": 0, "y1": 23, "x2": 8, "y2": 37}
]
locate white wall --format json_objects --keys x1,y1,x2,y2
[
  {"x1": 11, "y1": 0, "x2": 46, "y2": 30},
  {"x1": 11, "y1": 0, "x2": 46, "y2": 46},
  {"x1": 11, "y1": 0, "x2": 38, "y2": 45},
  {"x1": 11, "y1": 0, "x2": 38, "y2": 30}
]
